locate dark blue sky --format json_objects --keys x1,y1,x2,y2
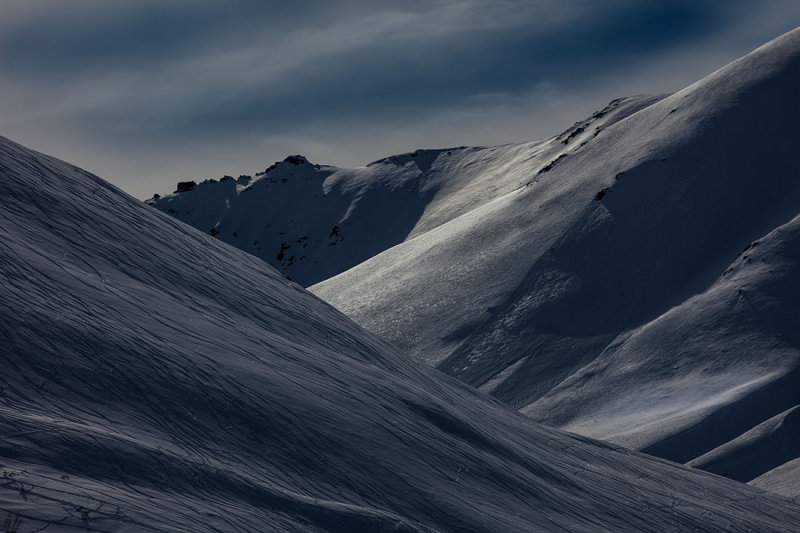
[{"x1": 2, "y1": 0, "x2": 799, "y2": 198}]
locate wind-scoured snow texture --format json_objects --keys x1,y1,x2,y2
[
  {"x1": 2, "y1": 139, "x2": 800, "y2": 531},
  {"x1": 751, "y1": 458, "x2": 800, "y2": 499},
  {"x1": 147, "y1": 95, "x2": 658, "y2": 287},
  {"x1": 313, "y1": 28, "x2": 800, "y2": 491}
]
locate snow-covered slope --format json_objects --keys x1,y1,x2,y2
[
  {"x1": 751, "y1": 458, "x2": 800, "y2": 499},
  {"x1": 310, "y1": 28, "x2": 800, "y2": 490},
  {"x1": 146, "y1": 95, "x2": 659, "y2": 287},
  {"x1": 3, "y1": 139, "x2": 800, "y2": 531},
  {"x1": 527, "y1": 212, "x2": 800, "y2": 476}
]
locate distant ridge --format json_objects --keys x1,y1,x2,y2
[{"x1": 147, "y1": 95, "x2": 658, "y2": 286}]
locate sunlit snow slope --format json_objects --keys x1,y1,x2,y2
[
  {"x1": 6, "y1": 138, "x2": 800, "y2": 530},
  {"x1": 311, "y1": 28, "x2": 800, "y2": 493}
]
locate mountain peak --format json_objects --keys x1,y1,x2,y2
[
  {"x1": 283, "y1": 154, "x2": 310, "y2": 165},
  {"x1": 258, "y1": 154, "x2": 314, "y2": 176}
]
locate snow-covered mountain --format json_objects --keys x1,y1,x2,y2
[
  {"x1": 149, "y1": 27, "x2": 800, "y2": 496},
  {"x1": 310, "y1": 28, "x2": 800, "y2": 492},
  {"x1": 7, "y1": 138, "x2": 800, "y2": 530},
  {"x1": 146, "y1": 95, "x2": 659, "y2": 287},
  {"x1": 310, "y1": 28, "x2": 800, "y2": 493}
]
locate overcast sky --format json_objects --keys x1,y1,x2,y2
[{"x1": 2, "y1": 1, "x2": 800, "y2": 198}]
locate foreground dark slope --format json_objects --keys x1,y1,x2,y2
[
  {"x1": 1, "y1": 141, "x2": 800, "y2": 530},
  {"x1": 313, "y1": 29, "x2": 800, "y2": 488}
]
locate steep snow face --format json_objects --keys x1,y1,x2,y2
[
  {"x1": 526, "y1": 213, "x2": 800, "y2": 474},
  {"x1": 3, "y1": 138, "x2": 800, "y2": 531},
  {"x1": 147, "y1": 95, "x2": 660, "y2": 287},
  {"x1": 314, "y1": 27, "x2": 800, "y2": 369},
  {"x1": 312, "y1": 28, "x2": 800, "y2": 488}
]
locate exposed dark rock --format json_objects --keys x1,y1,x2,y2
[
  {"x1": 284, "y1": 155, "x2": 309, "y2": 165},
  {"x1": 537, "y1": 154, "x2": 567, "y2": 175},
  {"x1": 277, "y1": 242, "x2": 290, "y2": 261},
  {"x1": 175, "y1": 181, "x2": 197, "y2": 193}
]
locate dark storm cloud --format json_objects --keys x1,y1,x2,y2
[
  {"x1": 0, "y1": 0, "x2": 798, "y2": 197},
  {"x1": 183, "y1": 1, "x2": 722, "y2": 130},
  {"x1": 0, "y1": 1, "x2": 724, "y2": 135}
]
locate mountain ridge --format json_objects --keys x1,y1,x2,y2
[{"x1": 146, "y1": 95, "x2": 660, "y2": 286}]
